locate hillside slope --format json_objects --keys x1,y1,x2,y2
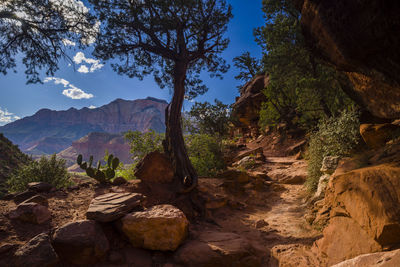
[{"x1": 0, "y1": 97, "x2": 168, "y2": 154}]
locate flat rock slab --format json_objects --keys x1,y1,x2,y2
[
  {"x1": 28, "y1": 182, "x2": 52, "y2": 193},
  {"x1": 86, "y1": 192, "x2": 143, "y2": 222}
]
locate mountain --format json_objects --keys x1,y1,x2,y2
[
  {"x1": 0, "y1": 97, "x2": 168, "y2": 155},
  {"x1": 0, "y1": 133, "x2": 30, "y2": 195},
  {"x1": 57, "y1": 132, "x2": 131, "y2": 169}
]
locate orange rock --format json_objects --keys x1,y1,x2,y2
[
  {"x1": 315, "y1": 217, "x2": 382, "y2": 266},
  {"x1": 360, "y1": 123, "x2": 400, "y2": 149},
  {"x1": 120, "y1": 205, "x2": 188, "y2": 251},
  {"x1": 134, "y1": 152, "x2": 174, "y2": 184},
  {"x1": 332, "y1": 249, "x2": 400, "y2": 267},
  {"x1": 326, "y1": 164, "x2": 400, "y2": 247}
]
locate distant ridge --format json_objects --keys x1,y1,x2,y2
[{"x1": 0, "y1": 97, "x2": 168, "y2": 155}]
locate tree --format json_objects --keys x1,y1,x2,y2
[
  {"x1": 0, "y1": 0, "x2": 97, "y2": 83},
  {"x1": 255, "y1": 0, "x2": 354, "y2": 129},
  {"x1": 233, "y1": 51, "x2": 262, "y2": 89},
  {"x1": 89, "y1": 0, "x2": 233, "y2": 193},
  {"x1": 188, "y1": 99, "x2": 231, "y2": 138}
]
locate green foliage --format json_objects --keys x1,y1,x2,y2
[
  {"x1": 188, "y1": 99, "x2": 232, "y2": 138},
  {"x1": 7, "y1": 154, "x2": 71, "y2": 192},
  {"x1": 233, "y1": 51, "x2": 262, "y2": 89},
  {"x1": 124, "y1": 130, "x2": 164, "y2": 162},
  {"x1": 306, "y1": 110, "x2": 361, "y2": 191},
  {"x1": 185, "y1": 134, "x2": 225, "y2": 176},
  {"x1": 77, "y1": 154, "x2": 120, "y2": 184},
  {"x1": 255, "y1": 0, "x2": 354, "y2": 129}
]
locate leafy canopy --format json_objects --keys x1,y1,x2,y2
[
  {"x1": 0, "y1": 0, "x2": 97, "y2": 83},
  {"x1": 255, "y1": 0, "x2": 354, "y2": 129},
  {"x1": 233, "y1": 51, "x2": 262, "y2": 88},
  {"x1": 89, "y1": 0, "x2": 233, "y2": 99}
]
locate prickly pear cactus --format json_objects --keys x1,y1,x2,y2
[{"x1": 76, "y1": 154, "x2": 120, "y2": 184}]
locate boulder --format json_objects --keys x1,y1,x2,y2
[
  {"x1": 134, "y1": 152, "x2": 174, "y2": 184},
  {"x1": 9, "y1": 202, "x2": 51, "y2": 224},
  {"x1": 217, "y1": 169, "x2": 251, "y2": 184},
  {"x1": 255, "y1": 219, "x2": 269, "y2": 229},
  {"x1": 112, "y1": 176, "x2": 127, "y2": 186},
  {"x1": 234, "y1": 147, "x2": 264, "y2": 162},
  {"x1": 320, "y1": 156, "x2": 340, "y2": 174},
  {"x1": 360, "y1": 123, "x2": 400, "y2": 149},
  {"x1": 14, "y1": 233, "x2": 59, "y2": 267},
  {"x1": 315, "y1": 217, "x2": 382, "y2": 266},
  {"x1": 298, "y1": 0, "x2": 400, "y2": 119},
  {"x1": 21, "y1": 195, "x2": 48, "y2": 207},
  {"x1": 175, "y1": 231, "x2": 262, "y2": 267},
  {"x1": 52, "y1": 220, "x2": 109, "y2": 265},
  {"x1": 27, "y1": 182, "x2": 52, "y2": 193},
  {"x1": 13, "y1": 190, "x2": 37, "y2": 204},
  {"x1": 313, "y1": 174, "x2": 331, "y2": 200},
  {"x1": 332, "y1": 249, "x2": 400, "y2": 267},
  {"x1": 86, "y1": 192, "x2": 143, "y2": 222},
  {"x1": 120, "y1": 204, "x2": 188, "y2": 251},
  {"x1": 326, "y1": 164, "x2": 400, "y2": 247},
  {"x1": 233, "y1": 156, "x2": 256, "y2": 168}
]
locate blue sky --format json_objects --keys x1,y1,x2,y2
[{"x1": 0, "y1": 0, "x2": 265, "y2": 125}]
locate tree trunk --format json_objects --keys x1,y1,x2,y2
[{"x1": 164, "y1": 62, "x2": 198, "y2": 193}]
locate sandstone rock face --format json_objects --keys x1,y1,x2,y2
[
  {"x1": 360, "y1": 123, "x2": 400, "y2": 149},
  {"x1": 86, "y1": 192, "x2": 143, "y2": 222},
  {"x1": 332, "y1": 249, "x2": 400, "y2": 267},
  {"x1": 232, "y1": 75, "x2": 268, "y2": 137},
  {"x1": 0, "y1": 97, "x2": 168, "y2": 154},
  {"x1": 315, "y1": 164, "x2": 400, "y2": 264},
  {"x1": 120, "y1": 205, "x2": 188, "y2": 251},
  {"x1": 9, "y1": 202, "x2": 51, "y2": 224},
  {"x1": 134, "y1": 152, "x2": 175, "y2": 184},
  {"x1": 14, "y1": 233, "x2": 59, "y2": 267},
  {"x1": 315, "y1": 217, "x2": 382, "y2": 266},
  {"x1": 52, "y1": 220, "x2": 109, "y2": 265},
  {"x1": 298, "y1": 0, "x2": 400, "y2": 119},
  {"x1": 175, "y1": 231, "x2": 262, "y2": 267}
]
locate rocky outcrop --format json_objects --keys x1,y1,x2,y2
[
  {"x1": 0, "y1": 97, "x2": 168, "y2": 154},
  {"x1": 360, "y1": 123, "x2": 400, "y2": 149},
  {"x1": 332, "y1": 249, "x2": 400, "y2": 267},
  {"x1": 298, "y1": 0, "x2": 400, "y2": 119},
  {"x1": 14, "y1": 233, "x2": 59, "y2": 267},
  {"x1": 120, "y1": 204, "x2": 188, "y2": 251},
  {"x1": 86, "y1": 192, "x2": 143, "y2": 222},
  {"x1": 314, "y1": 164, "x2": 400, "y2": 264},
  {"x1": 175, "y1": 231, "x2": 262, "y2": 267},
  {"x1": 232, "y1": 74, "x2": 268, "y2": 138},
  {"x1": 134, "y1": 152, "x2": 175, "y2": 184},
  {"x1": 58, "y1": 132, "x2": 131, "y2": 167},
  {"x1": 52, "y1": 220, "x2": 109, "y2": 265}
]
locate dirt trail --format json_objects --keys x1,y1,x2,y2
[{"x1": 200, "y1": 155, "x2": 322, "y2": 266}]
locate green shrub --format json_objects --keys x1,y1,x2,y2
[
  {"x1": 306, "y1": 110, "x2": 361, "y2": 191},
  {"x1": 7, "y1": 154, "x2": 71, "y2": 192},
  {"x1": 185, "y1": 134, "x2": 225, "y2": 176},
  {"x1": 124, "y1": 130, "x2": 164, "y2": 162}
]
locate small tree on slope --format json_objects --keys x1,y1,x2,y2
[{"x1": 89, "y1": 0, "x2": 233, "y2": 193}]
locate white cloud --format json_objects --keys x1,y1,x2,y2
[
  {"x1": 77, "y1": 65, "x2": 89, "y2": 73},
  {"x1": 44, "y1": 77, "x2": 94, "y2": 100},
  {"x1": 0, "y1": 107, "x2": 20, "y2": 125},
  {"x1": 73, "y1": 52, "x2": 104, "y2": 73},
  {"x1": 88, "y1": 105, "x2": 96, "y2": 109},
  {"x1": 62, "y1": 39, "x2": 76, "y2": 46}
]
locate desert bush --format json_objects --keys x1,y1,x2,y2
[
  {"x1": 185, "y1": 134, "x2": 225, "y2": 176},
  {"x1": 125, "y1": 130, "x2": 164, "y2": 162},
  {"x1": 7, "y1": 154, "x2": 71, "y2": 192},
  {"x1": 306, "y1": 110, "x2": 361, "y2": 191}
]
